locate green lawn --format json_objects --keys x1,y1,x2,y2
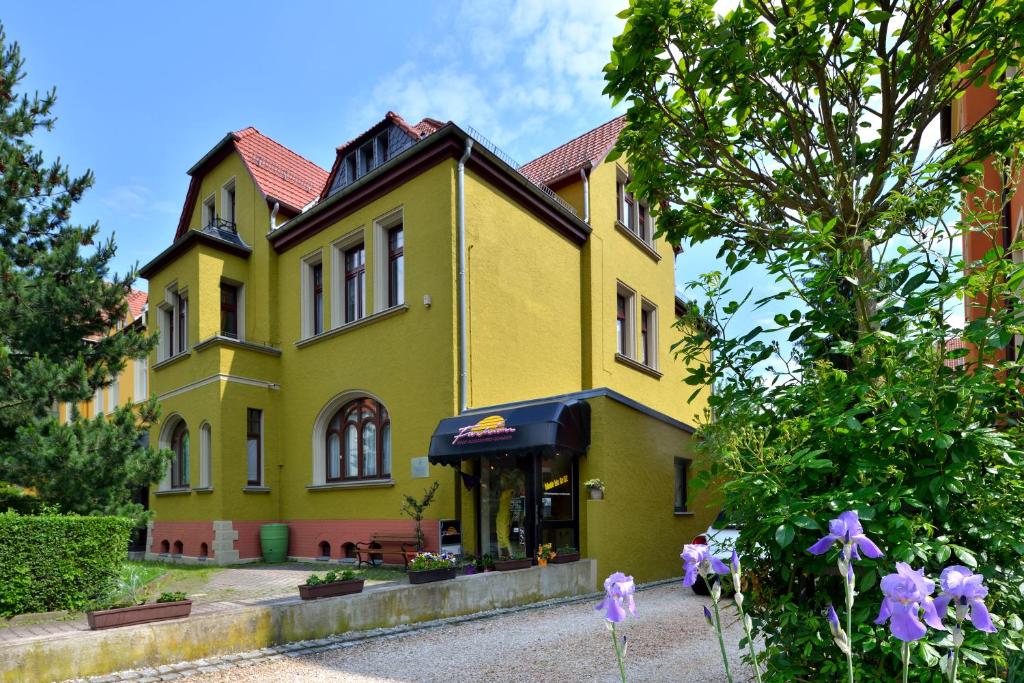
[{"x1": 120, "y1": 560, "x2": 222, "y2": 596}]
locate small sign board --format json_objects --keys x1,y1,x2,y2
[{"x1": 410, "y1": 456, "x2": 429, "y2": 479}]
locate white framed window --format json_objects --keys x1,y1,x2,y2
[
  {"x1": 221, "y1": 178, "x2": 236, "y2": 226},
  {"x1": 93, "y1": 387, "x2": 103, "y2": 416},
  {"x1": 373, "y1": 209, "x2": 404, "y2": 312},
  {"x1": 202, "y1": 194, "x2": 216, "y2": 227},
  {"x1": 616, "y1": 169, "x2": 652, "y2": 243},
  {"x1": 199, "y1": 422, "x2": 212, "y2": 489},
  {"x1": 247, "y1": 408, "x2": 263, "y2": 487},
  {"x1": 220, "y1": 279, "x2": 244, "y2": 340},
  {"x1": 158, "y1": 283, "x2": 188, "y2": 361},
  {"x1": 330, "y1": 228, "x2": 366, "y2": 325},
  {"x1": 300, "y1": 251, "x2": 324, "y2": 339},
  {"x1": 134, "y1": 355, "x2": 148, "y2": 401},
  {"x1": 616, "y1": 283, "x2": 636, "y2": 359},
  {"x1": 106, "y1": 376, "x2": 119, "y2": 413},
  {"x1": 640, "y1": 299, "x2": 658, "y2": 369}
]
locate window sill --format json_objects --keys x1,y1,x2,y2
[
  {"x1": 295, "y1": 305, "x2": 409, "y2": 348},
  {"x1": 193, "y1": 335, "x2": 282, "y2": 356},
  {"x1": 154, "y1": 488, "x2": 191, "y2": 496},
  {"x1": 614, "y1": 353, "x2": 663, "y2": 379},
  {"x1": 306, "y1": 479, "x2": 395, "y2": 491},
  {"x1": 192, "y1": 487, "x2": 214, "y2": 494},
  {"x1": 615, "y1": 220, "x2": 661, "y2": 262},
  {"x1": 152, "y1": 352, "x2": 192, "y2": 371},
  {"x1": 243, "y1": 486, "x2": 271, "y2": 494}
]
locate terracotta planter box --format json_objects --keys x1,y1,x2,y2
[
  {"x1": 494, "y1": 558, "x2": 533, "y2": 571},
  {"x1": 297, "y1": 579, "x2": 365, "y2": 600},
  {"x1": 86, "y1": 600, "x2": 192, "y2": 630},
  {"x1": 408, "y1": 567, "x2": 457, "y2": 584},
  {"x1": 551, "y1": 552, "x2": 580, "y2": 564}
]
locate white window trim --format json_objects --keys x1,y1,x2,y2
[
  {"x1": 330, "y1": 228, "x2": 366, "y2": 326},
  {"x1": 373, "y1": 208, "x2": 404, "y2": 313},
  {"x1": 158, "y1": 282, "x2": 188, "y2": 361},
  {"x1": 199, "y1": 422, "x2": 212, "y2": 489},
  {"x1": 93, "y1": 387, "x2": 103, "y2": 416},
  {"x1": 300, "y1": 250, "x2": 323, "y2": 340},
  {"x1": 134, "y1": 355, "x2": 148, "y2": 402},
  {"x1": 247, "y1": 409, "x2": 264, "y2": 487},
  {"x1": 309, "y1": 390, "x2": 387, "y2": 486},
  {"x1": 107, "y1": 375, "x2": 119, "y2": 413},
  {"x1": 157, "y1": 414, "x2": 186, "y2": 492},
  {"x1": 220, "y1": 279, "x2": 245, "y2": 341},
  {"x1": 616, "y1": 282, "x2": 637, "y2": 359},
  {"x1": 220, "y1": 178, "x2": 236, "y2": 226},
  {"x1": 616, "y1": 167, "x2": 652, "y2": 244},
  {"x1": 640, "y1": 298, "x2": 659, "y2": 370},
  {"x1": 201, "y1": 193, "x2": 216, "y2": 227}
]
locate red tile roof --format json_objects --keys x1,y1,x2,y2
[
  {"x1": 126, "y1": 288, "x2": 148, "y2": 321},
  {"x1": 234, "y1": 127, "x2": 329, "y2": 212},
  {"x1": 520, "y1": 116, "x2": 626, "y2": 186}
]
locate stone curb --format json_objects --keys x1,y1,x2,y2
[{"x1": 67, "y1": 576, "x2": 682, "y2": 682}]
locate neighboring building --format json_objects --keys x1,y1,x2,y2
[
  {"x1": 58, "y1": 289, "x2": 150, "y2": 423},
  {"x1": 137, "y1": 113, "x2": 713, "y2": 582}
]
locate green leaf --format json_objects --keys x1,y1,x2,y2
[
  {"x1": 775, "y1": 524, "x2": 795, "y2": 548},
  {"x1": 952, "y1": 545, "x2": 978, "y2": 569}
]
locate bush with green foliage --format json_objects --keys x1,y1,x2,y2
[
  {"x1": 305, "y1": 569, "x2": 357, "y2": 586},
  {"x1": 0, "y1": 511, "x2": 133, "y2": 616},
  {"x1": 155, "y1": 591, "x2": 188, "y2": 603}
]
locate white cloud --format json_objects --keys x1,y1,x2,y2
[
  {"x1": 360, "y1": 0, "x2": 625, "y2": 158},
  {"x1": 99, "y1": 181, "x2": 177, "y2": 219}
]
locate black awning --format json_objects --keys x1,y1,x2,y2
[{"x1": 428, "y1": 399, "x2": 591, "y2": 467}]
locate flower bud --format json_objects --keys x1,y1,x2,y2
[
  {"x1": 734, "y1": 591, "x2": 744, "y2": 610},
  {"x1": 710, "y1": 579, "x2": 722, "y2": 602},
  {"x1": 703, "y1": 605, "x2": 715, "y2": 629}
]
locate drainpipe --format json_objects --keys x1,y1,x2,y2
[
  {"x1": 457, "y1": 139, "x2": 474, "y2": 414},
  {"x1": 580, "y1": 167, "x2": 590, "y2": 224},
  {"x1": 269, "y1": 200, "x2": 280, "y2": 233}
]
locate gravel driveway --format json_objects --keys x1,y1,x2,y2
[{"x1": 199, "y1": 581, "x2": 752, "y2": 682}]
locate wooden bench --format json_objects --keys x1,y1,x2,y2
[{"x1": 355, "y1": 534, "x2": 420, "y2": 569}]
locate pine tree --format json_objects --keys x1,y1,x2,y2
[{"x1": 0, "y1": 24, "x2": 167, "y2": 518}]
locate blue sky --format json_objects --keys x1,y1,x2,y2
[{"x1": 5, "y1": 1, "x2": 790, "y2": 350}]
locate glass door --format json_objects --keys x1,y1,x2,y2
[
  {"x1": 536, "y1": 452, "x2": 578, "y2": 552},
  {"x1": 477, "y1": 457, "x2": 532, "y2": 560}
]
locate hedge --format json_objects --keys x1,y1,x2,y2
[{"x1": 0, "y1": 511, "x2": 133, "y2": 616}]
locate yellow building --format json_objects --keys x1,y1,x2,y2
[{"x1": 137, "y1": 113, "x2": 713, "y2": 582}]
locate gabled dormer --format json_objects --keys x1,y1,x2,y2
[{"x1": 322, "y1": 112, "x2": 444, "y2": 199}]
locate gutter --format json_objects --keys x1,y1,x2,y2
[
  {"x1": 457, "y1": 139, "x2": 474, "y2": 414},
  {"x1": 579, "y1": 166, "x2": 590, "y2": 223}
]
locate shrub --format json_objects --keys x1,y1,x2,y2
[
  {"x1": 0, "y1": 511, "x2": 133, "y2": 616},
  {"x1": 156, "y1": 591, "x2": 188, "y2": 603},
  {"x1": 305, "y1": 569, "x2": 356, "y2": 586}
]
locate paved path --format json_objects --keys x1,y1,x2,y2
[
  {"x1": 84, "y1": 582, "x2": 753, "y2": 683},
  {"x1": 0, "y1": 563, "x2": 401, "y2": 647}
]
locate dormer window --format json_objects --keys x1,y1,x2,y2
[
  {"x1": 201, "y1": 195, "x2": 216, "y2": 228},
  {"x1": 359, "y1": 143, "x2": 374, "y2": 176},
  {"x1": 375, "y1": 131, "x2": 389, "y2": 164},
  {"x1": 345, "y1": 154, "x2": 357, "y2": 184},
  {"x1": 221, "y1": 179, "x2": 236, "y2": 227}
]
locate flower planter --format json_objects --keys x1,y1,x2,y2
[
  {"x1": 587, "y1": 488, "x2": 604, "y2": 500},
  {"x1": 297, "y1": 579, "x2": 365, "y2": 600},
  {"x1": 494, "y1": 558, "x2": 533, "y2": 571},
  {"x1": 86, "y1": 600, "x2": 192, "y2": 630},
  {"x1": 537, "y1": 558, "x2": 549, "y2": 567},
  {"x1": 551, "y1": 552, "x2": 580, "y2": 564},
  {"x1": 464, "y1": 565, "x2": 477, "y2": 575},
  {"x1": 408, "y1": 567, "x2": 457, "y2": 584}
]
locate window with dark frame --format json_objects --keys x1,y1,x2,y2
[
  {"x1": 165, "y1": 307, "x2": 175, "y2": 357},
  {"x1": 247, "y1": 408, "x2": 262, "y2": 486},
  {"x1": 224, "y1": 184, "x2": 236, "y2": 225},
  {"x1": 345, "y1": 154, "x2": 357, "y2": 182},
  {"x1": 312, "y1": 262, "x2": 323, "y2": 335},
  {"x1": 325, "y1": 398, "x2": 391, "y2": 482},
  {"x1": 176, "y1": 294, "x2": 187, "y2": 353},
  {"x1": 616, "y1": 294, "x2": 627, "y2": 355},
  {"x1": 220, "y1": 283, "x2": 239, "y2": 338},
  {"x1": 616, "y1": 179, "x2": 625, "y2": 222},
  {"x1": 674, "y1": 458, "x2": 690, "y2": 513},
  {"x1": 359, "y1": 143, "x2": 374, "y2": 175},
  {"x1": 387, "y1": 225, "x2": 404, "y2": 307},
  {"x1": 170, "y1": 421, "x2": 190, "y2": 489},
  {"x1": 640, "y1": 306, "x2": 650, "y2": 366},
  {"x1": 344, "y1": 244, "x2": 366, "y2": 323},
  {"x1": 376, "y1": 131, "x2": 389, "y2": 164}
]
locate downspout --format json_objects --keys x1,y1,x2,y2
[
  {"x1": 269, "y1": 201, "x2": 280, "y2": 232},
  {"x1": 457, "y1": 139, "x2": 474, "y2": 414},
  {"x1": 580, "y1": 167, "x2": 590, "y2": 224}
]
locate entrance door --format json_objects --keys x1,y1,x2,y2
[
  {"x1": 535, "y1": 452, "x2": 578, "y2": 552},
  {"x1": 477, "y1": 457, "x2": 533, "y2": 559}
]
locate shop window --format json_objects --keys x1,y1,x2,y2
[
  {"x1": 247, "y1": 408, "x2": 262, "y2": 486},
  {"x1": 325, "y1": 397, "x2": 390, "y2": 481},
  {"x1": 674, "y1": 458, "x2": 690, "y2": 513},
  {"x1": 640, "y1": 300, "x2": 658, "y2": 369},
  {"x1": 616, "y1": 283, "x2": 636, "y2": 359},
  {"x1": 170, "y1": 420, "x2": 190, "y2": 489},
  {"x1": 318, "y1": 541, "x2": 331, "y2": 560}
]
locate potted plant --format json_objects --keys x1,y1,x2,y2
[
  {"x1": 494, "y1": 552, "x2": 532, "y2": 571},
  {"x1": 584, "y1": 478, "x2": 605, "y2": 500},
  {"x1": 552, "y1": 545, "x2": 580, "y2": 563},
  {"x1": 461, "y1": 553, "x2": 478, "y2": 575},
  {"x1": 536, "y1": 543, "x2": 555, "y2": 567},
  {"x1": 408, "y1": 552, "x2": 458, "y2": 584},
  {"x1": 298, "y1": 569, "x2": 365, "y2": 600},
  {"x1": 480, "y1": 553, "x2": 496, "y2": 572},
  {"x1": 86, "y1": 567, "x2": 193, "y2": 630}
]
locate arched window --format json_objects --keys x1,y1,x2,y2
[
  {"x1": 325, "y1": 398, "x2": 390, "y2": 481},
  {"x1": 171, "y1": 421, "x2": 190, "y2": 489},
  {"x1": 199, "y1": 423, "x2": 212, "y2": 489}
]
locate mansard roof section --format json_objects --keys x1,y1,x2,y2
[
  {"x1": 141, "y1": 223, "x2": 252, "y2": 279},
  {"x1": 175, "y1": 128, "x2": 328, "y2": 239},
  {"x1": 321, "y1": 112, "x2": 444, "y2": 200},
  {"x1": 520, "y1": 115, "x2": 626, "y2": 187}
]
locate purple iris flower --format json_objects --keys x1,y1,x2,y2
[
  {"x1": 826, "y1": 604, "x2": 842, "y2": 638},
  {"x1": 934, "y1": 566, "x2": 996, "y2": 633},
  {"x1": 595, "y1": 572, "x2": 637, "y2": 623},
  {"x1": 703, "y1": 605, "x2": 715, "y2": 628},
  {"x1": 875, "y1": 562, "x2": 945, "y2": 642},
  {"x1": 807, "y1": 510, "x2": 883, "y2": 559},
  {"x1": 680, "y1": 544, "x2": 730, "y2": 587}
]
